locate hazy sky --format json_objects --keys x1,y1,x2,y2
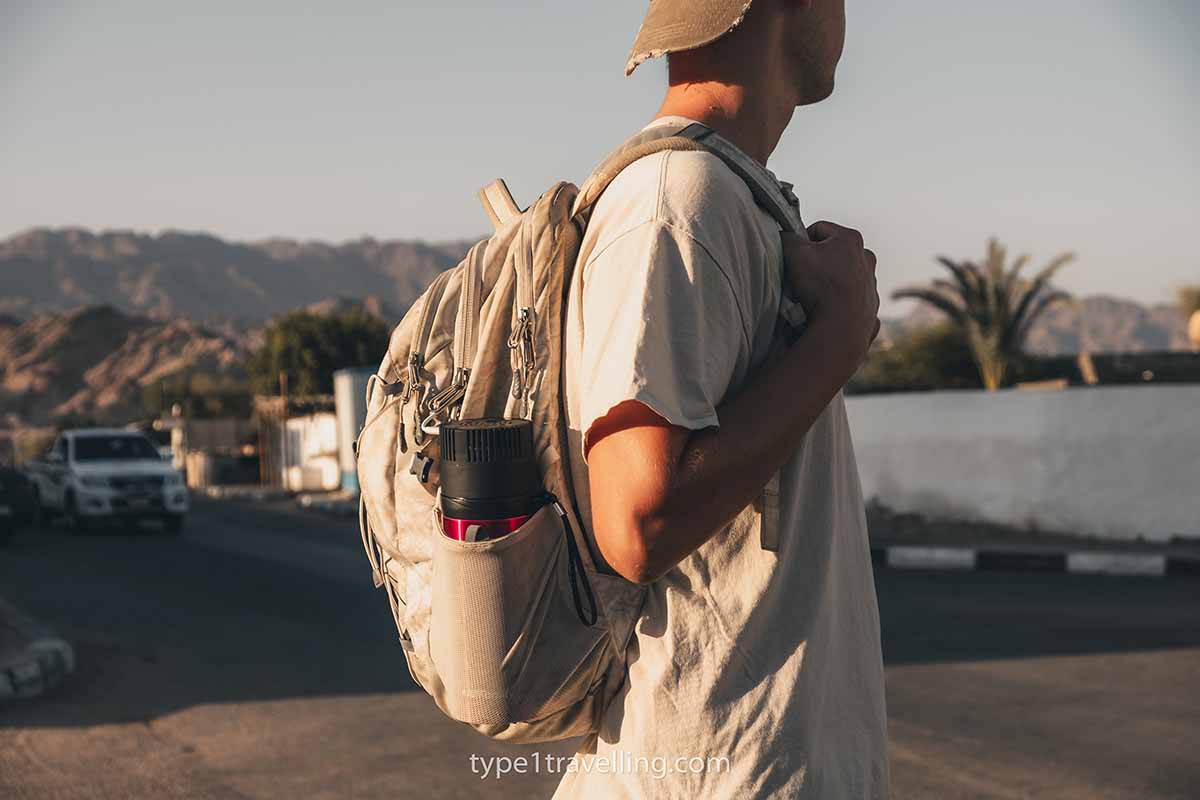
[{"x1": 3, "y1": 0, "x2": 1197, "y2": 313}]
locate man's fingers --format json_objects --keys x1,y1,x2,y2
[
  {"x1": 780, "y1": 232, "x2": 822, "y2": 274},
  {"x1": 864, "y1": 248, "x2": 877, "y2": 273},
  {"x1": 805, "y1": 221, "x2": 847, "y2": 243}
]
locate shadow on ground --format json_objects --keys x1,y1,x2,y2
[
  {"x1": 2, "y1": 499, "x2": 1198, "y2": 729},
  {"x1": 0, "y1": 506, "x2": 416, "y2": 730}
]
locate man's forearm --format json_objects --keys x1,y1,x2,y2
[{"x1": 638, "y1": 316, "x2": 861, "y2": 579}]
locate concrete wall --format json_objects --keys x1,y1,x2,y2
[{"x1": 845, "y1": 385, "x2": 1200, "y2": 541}]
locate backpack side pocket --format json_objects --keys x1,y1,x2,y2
[{"x1": 429, "y1": 498, "x2": 608, "y2": 727}]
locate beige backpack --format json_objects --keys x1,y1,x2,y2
[{"x1": 355, "y1": 121, "x2": 805, "y2": 743}]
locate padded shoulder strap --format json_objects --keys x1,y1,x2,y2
[
  {"x1": 571, "y1": 122, "x2": 803, "y2": 235},
  {"x1": 572, "y1": 120, "x2": 811, "y2": 335}
]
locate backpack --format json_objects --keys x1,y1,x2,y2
[{"x1": 354, "y1": 120, "x2": 807, "y2": 744}]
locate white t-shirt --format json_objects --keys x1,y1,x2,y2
[{"x1": 553, "y1": 117, "x2": 889, "y2": 799}]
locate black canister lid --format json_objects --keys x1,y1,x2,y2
[{"x1": 438, "y1": 417, "x2": 543, "y2": 504}]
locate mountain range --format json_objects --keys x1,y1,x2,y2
[
  {"x1": 4, "y1": 227, "x2": 1190, "y2": 355},
  {"x1": 0, "y1": 227, "x2": 1192, "y2": 428},
  {"x1": 1, "y1": 227, "x2": 473, "y2": 326}
]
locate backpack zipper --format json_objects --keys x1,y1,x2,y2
[
  {"x1": 402, "y1": 268, "x2": 456, "y2": 451},
  {"x1": 507, "y1": 215, "x2": 537, "y2": 417},
  {"x1": 424, "y1": 241, "x2": 485, "y2": 427}
]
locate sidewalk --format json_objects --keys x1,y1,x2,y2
[
  {"x1": 0, "y1": 597, "x2": 75, "y2": 700},
  {"x1": 868, "y1": 504, "x2": 1200, "y2": 578}
]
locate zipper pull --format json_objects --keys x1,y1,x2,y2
[
  {"x1": 508, "y1": 308, "x2": 531, "y2": 400},
  {"x1": 398, "y1": 353, "x2": 423, "y2": 453},
  {"x1": 512, "y1": 306, "x2": 536, "y2": 408}
]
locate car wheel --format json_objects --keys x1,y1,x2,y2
[{"x1": 162, "y1": 514, "x2": 185, "y2": 535}]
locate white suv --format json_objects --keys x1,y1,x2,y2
[{"x1": 27, "y1": 429, "x2": 189, "y2": 533}]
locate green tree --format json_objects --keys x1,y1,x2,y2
[
  {"x1": 849, "y1": 322, "x2": 982, "y2": 394},
  {"x1": 892, "y1": 239, "x2": 1075, "y2": 390},
  {"x1": 246, "y1": 310, "x2": 389, "y2": 396}
]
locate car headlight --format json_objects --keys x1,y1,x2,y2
[
  {"x1": 79, "y1": 476, "x2": 110, "y2": 489},
  {"x1": 164, "y1": 472, "x2": 185, "y2": 489}
]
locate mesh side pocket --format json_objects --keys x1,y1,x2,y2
[{"x1": 429, "y1": 500, "x2": 603, "y2": 727}]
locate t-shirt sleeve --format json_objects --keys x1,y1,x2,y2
[{"x1": 578, "y1": 218, "x2": 751, "y2": 463}]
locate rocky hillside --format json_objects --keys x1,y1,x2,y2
[
  {"x1": 0, "y1": 227, "x2": 475, "y2": 325},
  {"x1": 0, "y1": 306, "x2": 245, "y2": 426}
]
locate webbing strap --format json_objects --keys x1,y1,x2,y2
[
  {"x1": 572, "y1": 122, "x2": 808, "y2": 562},
  {"x1": 478, "y1": 179, "x2": 522, "y2": 232},
  {"x1": 572, "y1": 121, "x2": 810, "y2": 336}
]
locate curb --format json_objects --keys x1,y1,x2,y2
[
  {"x1": 0, "y1": 598, "x2": 75, "y2": 700},
  {"x1": 870, "y1": 545, "x2": 1200, "y2": 578}
]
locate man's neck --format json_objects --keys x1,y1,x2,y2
[{"x1": 653, "y1": 79, "x2": 794, "y2": 167}]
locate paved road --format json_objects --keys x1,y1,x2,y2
[{"x1": 1, "y1": 499, "x2": 1197, "y2": 799}]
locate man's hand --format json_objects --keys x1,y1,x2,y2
[{"x1": 781, "y1": 222, "x2": 880, "y2": 364}]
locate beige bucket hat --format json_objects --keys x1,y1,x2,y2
[{"x1": 625, "y1": 0, "x2": 756, "y2": 75}]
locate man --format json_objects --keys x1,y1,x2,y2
[{"x1": 555, "y1": 0, "x2": 886, "y2": 798}]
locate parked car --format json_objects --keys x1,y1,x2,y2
[
  {"x1": 0, "y1": 466, "x2": 37, "y2": 545},
  {"x1": 25, "y1": 429, "x2": 189, "y2": 533}
]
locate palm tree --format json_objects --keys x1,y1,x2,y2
[
  {"x1": 893, "y1": 239, "x2": 1075, "y2": 390},
  {"x1": 1180, "y1": 286, "x2": 1200, "y2": 351}
]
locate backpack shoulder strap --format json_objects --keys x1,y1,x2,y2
[
  {"x1": 572, "y1": 120, "x2": 811, "y2": 337},
  {"x1": 571, "y1": 121, "x2": 803, "y2": 235}
]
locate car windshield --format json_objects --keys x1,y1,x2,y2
[{"x1": 73, "y1": 435, "x2": 161, "y2": 462}]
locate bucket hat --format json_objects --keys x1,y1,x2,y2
[{"x1": 625, "y1": 0, "x2": 755, "y2": 75}]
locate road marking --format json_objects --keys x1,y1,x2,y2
[
  {"x1": 1066, "y1": 552, "x2": 1167, "y2": 577},
  {"x1": 887, "y1": 546, "x2": 977, "y2": 570}
]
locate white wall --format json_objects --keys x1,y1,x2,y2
[
  {"x1": 845, "y1": 385, "x2": 1200, "y2": 542},
  {"x1": 282, "y1": 413, "x2": 340, "y2": 491}
]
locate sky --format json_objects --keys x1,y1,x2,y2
[{"x1": 2, "y1": 0, "x2": 1197, "y2": 314}]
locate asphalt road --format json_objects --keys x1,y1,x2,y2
[{"x1": 1, "y1": 498, "x2": 1197, "y2": 799}]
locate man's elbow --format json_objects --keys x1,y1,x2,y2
[{"x1": 596, "y1": 515, "x2": 673, "y2": 586}]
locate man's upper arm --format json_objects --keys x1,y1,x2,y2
[
  {"x1": 579, "y1": 218, "x2": 751, "y2": 565},
  {"x1": 578, "y1": 217, "x2": 751, "y2": 461}
]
